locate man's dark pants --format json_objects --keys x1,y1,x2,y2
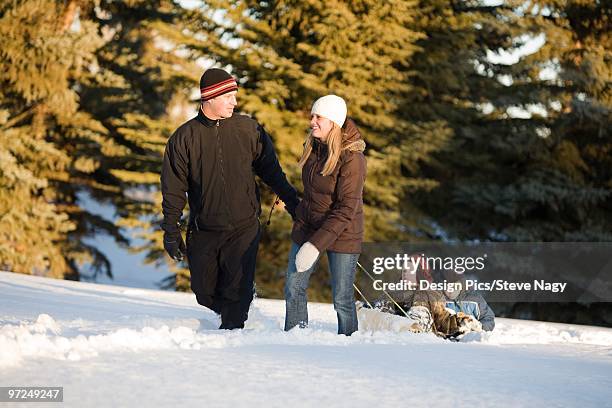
[{"x1": 186, "y1": 219, "x2": 261, "y2": 329}]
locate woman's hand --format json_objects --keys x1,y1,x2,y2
[{"x1": 295, "y1": 242, "x2": 319, "y2": 272}]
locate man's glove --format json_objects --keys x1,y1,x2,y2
[
  {"x1": 287, "y1": 206, "x2": 296, "y2": 221},
  {"x1": 164, "y1": 232, "x2": 186, "y2": 262},
  {"x1": 295, "y1": 241, "x2": 319, "y2": 272}
]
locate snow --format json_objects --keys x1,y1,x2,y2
[{"x1": 1, "y1": 271, "x2": 611, "y2": 407}]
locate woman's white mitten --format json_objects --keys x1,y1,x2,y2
[{"x1": 295, "y1": 242, "x2": 319, "y2": 272}]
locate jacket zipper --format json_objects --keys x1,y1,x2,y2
[{"x1": 216, "y1": 120, "x2": 234, "y2": 228}]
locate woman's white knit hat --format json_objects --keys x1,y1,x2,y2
[{"x1": 311, "y1": 94, "x2": 347, "y2": 127}]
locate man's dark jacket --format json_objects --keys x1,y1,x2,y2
[{"x1": 161, "y1": 109, "x2": 299, "y2": 233}]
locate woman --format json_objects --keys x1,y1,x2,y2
[{"x1": 284, "y1": 94, "x2": 366, "y2": 336}]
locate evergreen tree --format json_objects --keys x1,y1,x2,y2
[
  {"x1": 0, "y1": 0, "x2": 105, "y2": 277},
  {"x1": 179, "y1": 0, "x2": 424, "y2": 298},
  {"x1": 0, "y1": 0, "x2": 200, "y2": 284},
  {"x1": 402, "y1": 0, "x2": 611, "y2": 242},
  {"x1": 78, "y1": 0, "x2": 201, "y2": 287},
  {"x1": 516, "y1": 0, "x2": 612, "y2": 241}
]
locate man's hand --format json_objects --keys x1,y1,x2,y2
[
  {"x1": 164, "y1": 232, "x2": 186, "y2": 262},
  {"x1": 286, "y1": 198, "x2": 300, "y2": 221}
]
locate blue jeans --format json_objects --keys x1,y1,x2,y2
[{"x1": 284, "y1": 242, "x2": 359, "y2": 335}]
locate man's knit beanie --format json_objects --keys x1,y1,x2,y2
[{"x1": 200, "y1": 68, "x2": 238, "y2": 101}]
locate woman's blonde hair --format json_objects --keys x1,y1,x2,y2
[{"x1": 298, "y1": 122, "x2": 364, "y2": 176}]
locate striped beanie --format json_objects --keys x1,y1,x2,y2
[{"x1": 200, "y1": 68, "x2": 238, "y2": 101}]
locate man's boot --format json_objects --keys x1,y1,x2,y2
[{"x1": 219, "y1": 301, "x2": 244, "y2": 330}]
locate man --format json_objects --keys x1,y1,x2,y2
[
  {"x1": 442, "y1": 271, "x2": 495, "y2": 332},
  {"x1": 161, "y1": 68, "x2": 299, "y2": 329},
  {"x1": 360, "y1": 261, "x2": 492, "y2": 338}
]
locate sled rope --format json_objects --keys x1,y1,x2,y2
[
  {"x1": 265, "y1": 195, "x2": 280, "y2": 226},
  {"x1": 352, "y1": 282, "x2": 373, "y2": 309},
  {"x1": 356, "y1": 261, "x2": 410, "y2": 319}
]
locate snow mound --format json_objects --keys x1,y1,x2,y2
[
  {"x1": 0, "y1": 314, "x2": 206, "y2": 367},
  {"x1": 0, "y1": 310, "x2": 442, "y2": 368}
]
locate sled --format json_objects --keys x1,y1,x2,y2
[{"x1": 357, "y1": 305, "x2": 423, "y2": 333}]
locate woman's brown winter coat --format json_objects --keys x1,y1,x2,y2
[{"x1": 291, "y1": 118, "x2": 366, "y2": 254}]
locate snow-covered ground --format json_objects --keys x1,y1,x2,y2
[{"x1": 1, "y1": 271, "x2": 611, "y2": 407}]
